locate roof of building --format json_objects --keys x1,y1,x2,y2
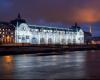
[
  {"x1": 84, "y1": 31, "x2": 92, "y2": 36},
  {"x1": 0, "y1": 22, "x2": 9, "y2": 25},
  {"x1": 28, "y1": 23, "x2": 81, "y2": 32},
  {"x1": 92, "y1": 37, "x2": 100, "y2": 41},
  {"x1": 10, "y1": 13, "x2": 26, "y2": 26},
  {"x1": 0, "y1": 22, "x2": 15, "y2": 29}
]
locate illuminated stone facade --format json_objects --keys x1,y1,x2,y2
[
  {"x1": 15, "y1": 23, "x2": 32, "y2": 43},
  {"x1": 15, "y1": 23, "x2": 84, "y2": 45}
]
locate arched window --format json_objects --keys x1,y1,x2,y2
[
  {"x1": 40, "y1": 38, "x2": 45, "y2": 44},
  {"x1": 32, "y1": 37, "x2": 38, "y2": 44},
  {"x1": 48, "y1": 38, "x2": 52, "y2": 44},
  {"x1": 68, "y1": 39, "x2": 71, "y2": 44},
  {"x1": 73, "y1": 39, "x2": 76, "y2": 44},
  {"x1": 61, "y1": 39, "x2": 66, "y2": 44}
]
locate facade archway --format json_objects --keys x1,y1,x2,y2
[
  {"x1": 40, "y1": 38, "x2": 45, "y2": 44},
  {"x1": 61, "y1": 39, "x2": 66, "y2": 44},
  {"x1": 32, "y1": 37, "x2": 38, "y2": 44},
  {"x1": 48, "y1": 38, "x2": 52, "y2": 44}
]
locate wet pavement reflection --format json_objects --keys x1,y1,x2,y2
[{"x1": 0, "y1": 50, "x2": 100, "y2": 79}]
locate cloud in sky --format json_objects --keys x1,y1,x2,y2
[
  {"x1": 0, "y1": 0, "x2": 100, "y2": 23},
  {"x1": 0, "y1": 0, "x2": 100, "y2": 36}
]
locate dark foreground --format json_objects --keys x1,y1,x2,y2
[
  {"x1": 0, "y1": 44, "x2": 100, "y2": 55},
  {"x1": 0, "y1": 50, "x2": 100, "y2": 79}
]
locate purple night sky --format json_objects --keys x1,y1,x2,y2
[{"x1": 0, "y1": 0, "x2": 100, "y2": 36}]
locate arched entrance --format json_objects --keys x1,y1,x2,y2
[
  {"x1": 61, "y1": 39, "x2": 66, "y2": 44},
  {"x1": 40, "y1": 38, "x2": 45, "y2": 44},
  {"x1": 48, "y1": 38, "x2": 52, "y2": 44},
  {"x1": 32, "y1": 37, "x2": 38, "y2": 44}
]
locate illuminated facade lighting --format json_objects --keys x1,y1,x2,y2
[
  {"x1": 0, "y1": 22, "x2": 15, "y2": 44},
  {"x1": 15, "y1": 23, "x2": 84, "y2": 45}
]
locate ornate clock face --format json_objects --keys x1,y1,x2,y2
[
  {"x1": 19, "y1": 23, "x2": 28, "y2": 31},
  {"x1": 22, "y1": 26, "x2": 26, "y2": 31}
]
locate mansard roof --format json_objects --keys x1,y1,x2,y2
[
  {"x1": 84, "y1": 31, "x2": 92, "y2": 36},
  {"x1": 0, "y1": 22, "x2": 9, "y2": 25},
  {"x1": 71, "y1": 23, "x2": 81, "y2": 31},
  {"x1": 28, "y1": 24, "x2": 80, "y2": 32},
  {"x1": 0, "y1": 21, "x2": 15, "y2": 29},
  {"x1": 10, "y1": 13, "x2": 26, "y2": 26},
  {"x1": 28, "y1": 22, "x2": 82, "y2": 32}
]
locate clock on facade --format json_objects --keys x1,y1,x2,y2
[{"x1": 19, "y1": 23, "x2": 28, "y2": 31}]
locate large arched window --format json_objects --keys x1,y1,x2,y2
[
  {"x1": 68, "y1": 39, "x2": 71, "y2": 44},
  {"x1": 61, "y1": 39, "x2": 66, "y2": 44},
  {"x1": 32, "y1": 37, "x2": 38, "y2": 44},
  {"x1": 73, "y1": 39, "x2": 76, "y2": 44},
  {"x1": 48, "y1": 38, "x2": 52, "y2": 44},
  {"x1": 40, "y1": 38, "x2": 45, "y2": 44}
]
